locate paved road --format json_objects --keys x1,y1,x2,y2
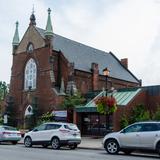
[{"x1": 0, "y1": 144, "x2": 159, "y2": 160}]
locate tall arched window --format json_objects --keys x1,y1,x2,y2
[{"x1": 24, "y1": 58, "x2": 37, "y2": 90}]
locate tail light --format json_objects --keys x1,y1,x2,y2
[{"x1": 3, "y1": 132, "x2": 11, "y2": 135}]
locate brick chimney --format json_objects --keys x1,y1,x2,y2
[
  {"x1": 121, "y1": 58, "x2": 128, "y2": 69},
  {"x1": 91, "y1": 63, "x2": 99, "y2": 91}
]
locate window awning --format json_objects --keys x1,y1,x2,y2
[{"x1": 75, "y1": 88, "x2": 142, "y2": 113}]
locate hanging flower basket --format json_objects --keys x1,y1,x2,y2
[{"x1": 95, "y1": 96, "x2": 117, "y2": 114}]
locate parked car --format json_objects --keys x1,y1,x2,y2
[
  {"x1": 102, "y1": 121, "x2": 160, "y2": 156},
  {"x1": 0, "y1": 125, "x2": 22, "y2": 144},
  {"x1": 24, "y1": 122, "x2": 81, "y2": 149}
]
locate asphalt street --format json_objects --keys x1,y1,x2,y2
[{"x1": 0, "y1": 144, "x2": 159, "y2": 160}]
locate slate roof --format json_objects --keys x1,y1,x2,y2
[{"x1": 36, "y1": 27, "x2": 139, "y2": 83}]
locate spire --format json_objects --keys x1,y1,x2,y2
[
  {"x1": 12, "y1": 21, "x2": 19, "y2": 46},
  {"x1": 29, "y1": 7, "x2": 36, "y2": 26},
  {"x1": 45, "y1": 8, "x2": 53, "y2": 37}
]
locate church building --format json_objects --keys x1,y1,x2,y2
[{"x1": 9, "y1": 8, "x2": 140, "y2": 129}]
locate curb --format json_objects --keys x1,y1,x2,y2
[
  {"x1": 78, "y1": 147, "x2": 103, "y2": 150},
  {"x1": 18, "y1": 141, "x2": 103, "y2": 150}
]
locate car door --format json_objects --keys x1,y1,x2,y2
[
  {"x1": 138, "y1": 123, "x2": 159, "y2": 149},
  {"x1": 31, "y1": 124, "x2": 48, "y2": 142},
  {"x1": 118, "y1": 123, "x2": 142, "y2": 148}
]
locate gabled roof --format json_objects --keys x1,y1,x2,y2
[
  {"x1": 75, "y1": 88, "x2": 142, "y2": 112},
  {"x1": 36, "y1": 27, "x2": 139, "y2": 83}
]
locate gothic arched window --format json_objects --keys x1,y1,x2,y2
[{"x1": 24, "y1": 58, "x2": 37, "y2": 90}]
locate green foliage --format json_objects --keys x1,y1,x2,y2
[
  {"x1": 153, "y1": 106, "x2": 160, "y2": 120},
  {"x1": 62, "y1": 92, "x2": 85, "y2": 109},
  {"x1": 37, "y1": 112, "x2": 54, "y2": 125},
  {"x1": 0, "y1": 81, "x2": 8, "y2": 100},
  {"x1": 129, "y1": 104, "x2": 150, "y2": 124},
  {"x1": 120, "y1": 114, "x2": 129, "y2": 129},
  {"x1": 120, "y1": 104, "x2": 150, "y2": 129}
]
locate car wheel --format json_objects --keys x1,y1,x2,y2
[
  {"x1": 105, "y1": 139, "x2": 119, "y2": 154},
  {"x1": 69, "y1": 144, "x2": 77, "y2": 149},
  {"x1": 12, "y1": 141, "x2": 17, "y2": 145},
  {"x1": 156, "y1": 141, "x2": 160, "y2": 155},
  {"x1": 51, "y1": 137, "x2": 60, "y2": 149},
  {"x1": 24, "y1": 137, "x2": 32, "y2": 147},
  {"x1": 42, "y1": 144, "x2": 48, "y2": 148}
]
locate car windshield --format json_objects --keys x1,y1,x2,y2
[
  {"x1": 3, "y1": 126, "x2": 17, "y2": 131},
  {"x1": 64, "y1": 124, "x2": 78, "y2": 131}
]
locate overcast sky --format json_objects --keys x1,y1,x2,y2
[{"x1": 1, "y1": 0, "x2": 160, "y2": 86}]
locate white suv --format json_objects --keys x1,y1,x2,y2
[
  {"x1": 103, "y1": 121, "x2": 160, "y2": 155},
  {"x1": 24, "y1": 122, "x2": 81, "y2": 149}
]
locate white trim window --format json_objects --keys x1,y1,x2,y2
[
  {"x1": 24, "y1": 58, "x2": 37, "y2": 90},
  {"x1": 25, "y1": 105, "x2": 33, "y2": 116}
]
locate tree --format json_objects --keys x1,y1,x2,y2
[
  {"x1": 0, "y1": 81, "x2": 8, "y2": 100},
  {"x1": 61, "y1": 92, "x2": 85, "y2": 122},
  {"x1": 0, "y1": 81, "x2": 8, "y2": 117},
  {"x1": 62, "y1": 92, "x2": 85, "y2": 109}
]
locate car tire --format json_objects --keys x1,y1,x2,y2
[
  {"x1": 51, "y1": 137, "x2": 60, "y2": 149},
  {"x1": 24, "y1": 137, "x2": 32, "y2": 147},
  {"x1": 156, "y1": 141, "x2": 160, "y2": 156},
  {"x1": 69, "y1": 144, "x2": 77, "y2": 149},
  {"x1": 104, "y1": 139, "x2": 119, "y2": 154},
  {"x1": 12, "y1": 141, "x2": 18, "y2": 145}
]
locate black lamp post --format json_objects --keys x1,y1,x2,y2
[
  {"x1": 103, "y1": 67, "x2": 110, "y2": 96},
  {"x1": 103, "y1": 67, "x2": 110, "y2": 133}
]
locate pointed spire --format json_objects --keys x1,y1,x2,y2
[
  {"x1": 29, "y1": 7, "x2": 36, "y2": 26},
  {"x1": 12, "y1": 21, "x2": 19, "y2": 46},
  {"x1": 45, "y1": 8, "x2": 53, "y2": 37}
]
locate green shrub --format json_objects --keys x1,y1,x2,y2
[
  {"x1": 153, "y1": 106, "x2": 160, "y2": 120},
  {"x1": 120, "y1": 114, "x2": 129, "y2": 129}
]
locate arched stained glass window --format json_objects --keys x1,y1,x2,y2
[{"x1": 24, "y1": 58, "x2": 37, "y2": 90}]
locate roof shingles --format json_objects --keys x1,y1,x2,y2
[{"x1": 36, "y1": 27, "x2": 139, "y2": 83}]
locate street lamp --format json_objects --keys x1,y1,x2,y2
[
  {"x1": 103, "y1": 67, "x2": 110, "y2": 133},
  {"x1": 103, "y1": 67, "x2": 110, "y2": 96}
]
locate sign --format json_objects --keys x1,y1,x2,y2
[
  {"x1": 4, "y1": 114, "x2": 8, "y2": 124},
  {"x1": 52, "y1": 110, "x2": 67, "y2": 117}
]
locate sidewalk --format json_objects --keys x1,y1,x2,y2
[{"x1": 19, "y1": 137, "x2": 104, "y2": 150}]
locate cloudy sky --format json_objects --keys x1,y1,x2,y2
[{"x1": 1, "y1": 0, "x2": 160, "y2": 86}]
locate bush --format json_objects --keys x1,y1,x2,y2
[
  {"x1": 153, "y1": 106, "x2": 160, "y2": 120},
  {"x1": 120, "y1": 104, "x2": 150, "y2": 129},
  {"x1": 129, "y1": 104, "x2": 150, "y2": 124},
  {"x1": 120, "y1": 114, "x2": 129, "y2": 129}
]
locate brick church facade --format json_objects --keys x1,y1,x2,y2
[{"x1": 8, "y1": 9, "x2": 140, "y2": 128}]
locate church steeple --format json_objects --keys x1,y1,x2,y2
[
  {"x1": 45, "y1": 8, "x2": 53, "y2": 37},
  {"x1": 29, "y1": 9, "x2": 36, "y2": 26},
  {"x1": 12, "y1": 21, "x2": 19, "y2": 54},
  {"x1": 12, "y1": 21, "x2": 19, "y2": 46}
]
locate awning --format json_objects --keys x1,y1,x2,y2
[{"x1": 75, "y1": 88, "x2": 142, "y2": 113}]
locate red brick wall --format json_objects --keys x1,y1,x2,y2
[{"x1": 113, "y1": 90, "x2": 147, "y2": 131}]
